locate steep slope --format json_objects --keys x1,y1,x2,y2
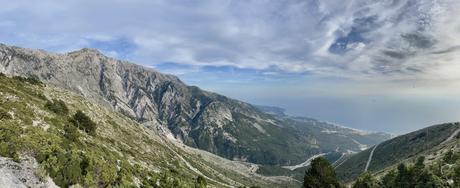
[
  {"x1": 256, "y1": 105, "x2": 392, "y2": 155},
  {"x1": 252, "y1": 106, "x2": 392, "y2": 178},
  {"x1": 0, "y1": 43, "x2": 390, "y2": 167},
  {"x1": 335, "y1": 122, "x2": 460, "y2": 182},
  {"x1": 0, "y1": 74, "x2": 297, "y2": 187}
]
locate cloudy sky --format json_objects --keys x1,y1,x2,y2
[{"x1": 1, "y1": 0, "x2": 460, "y2": 133}]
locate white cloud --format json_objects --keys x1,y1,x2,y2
[{"x1": 0, "y1": 0, "x2": 459, "y2": 83}]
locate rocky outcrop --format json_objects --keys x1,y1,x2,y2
[
  {"x1": 0, "y1": 44, "x2": 391, "y2": 165},
  {"x1": 0, "y1": 157, "x2": 59, "y2": 188}
]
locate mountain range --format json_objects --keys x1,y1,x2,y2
[
  {"x1": 7, "y1": 44, "x2": 452, "y2": 187},
  {"x1": 0, "y1": 43, "x2": 391, "y2": 165}
]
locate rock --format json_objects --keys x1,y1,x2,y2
[
  {"x1": 0, "y1": 43, "x2": 391, "y2": 165},
  {"x1": 0, "y1": 156, "x2": 59, "y2": 188}
]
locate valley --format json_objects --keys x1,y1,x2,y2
[{"x1": 1, "y1": 43, "x2": 460, "y2": 188}]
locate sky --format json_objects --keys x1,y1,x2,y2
[{"x1": 1, "y1": 0, "x2": 460, "y2": 133}]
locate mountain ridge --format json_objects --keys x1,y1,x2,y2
[
  {"x1": 0, "y1": 73, "x2": 298, "y2": 187},
  {"x1": 0, "y1": 43, "x2": 391, "y2": 166},
  {"x1": 335, "y1": 122, "x2": 460, "y2": 182}
]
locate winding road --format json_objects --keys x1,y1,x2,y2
[
  {"x1": 440, "y1": 128, "x2": 460, "y2": 145},
  {"x1": 333, "y1": 154, "x2": 348, "y2": 169},
  {"x1": 364, "y1": 144, "x2": 379, "y2": 172},
  {"x1": 361, "y1": 126, "x2": 460, "y2": 173}
]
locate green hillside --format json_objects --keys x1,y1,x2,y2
[
  {"x1": 336, "y1": 122, "x2": 460, "y2": 182},
  {"x1": 0, "y1": 74, "x2": 294, "y2": 187}
]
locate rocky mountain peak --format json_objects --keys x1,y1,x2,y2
[
  {"x1": 67, "y1": 47, "x2": 103, "y2": 56},
  {"x1": 0, "y1": 43, "x2": 391, "y2": 166}
]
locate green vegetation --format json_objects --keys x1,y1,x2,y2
[
  {"x1": 303, "y1": 157, "x2": 342, "y2": 188},
  {"x1": 344, "y1": 152, "x2": 460, "y2": 187},
  {"x1": 363, "y1": 156, "x2": 445, "y2": 187},
  {"x1": 13, "y1": 75, "x2": 43, "y2": 85},
  {"x1": 352, "y1": 173, "x2": 379, "y2": 188},
  {"x1": 64, "y1": 123, "x2": 80, "y2": 142},
  {"x1": 0, "y1": 74, "x2": 283, "y2": 187},
  {"x1": 45, "y1": 99, "x2": 69, "y2": 115},
  {"x1": 302, "y1": 150, "x2": 460, "y2": 188},
  {"x1": 0, "y1": 122, "x2": 22, "y2": 162},
  {"x1": 336, "y1": 123, "x2": 460, "y2": 181},
  {"x1": 71, "y1": 110, "x2": 97, "y2": 135},
  {"x1": 0, "y1": 109, "x2": 12, "y2": 120},
  {"x1": 0, "y1": 75, "x2": 197, "y2": 187},
  {"x1": 194, "y1": 175, "x2": 207, "y2": 188}
]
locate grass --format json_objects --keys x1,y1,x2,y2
[
  {"x1": 0, "y1": 74, "x2": 296, "y2": 187},
  {"x1": 0, "y1": 74, "x2": 198, "y2": 187},
  {"x1": 336, "y1": 123, "x2": 460, "y2": 182}
]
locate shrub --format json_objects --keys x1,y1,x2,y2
[
  {"x1": 454, "y1": 162, "x2": 460, "y2": 186},
  {"x1": 64, "y1": 123, "x2": 80, "y2": 142},
  {"x1": 35, "y1": 164, "x2": 48, "y2": 181},
  {"x1": 33, "y1": 92, "x2": 47, "y2": 100},
  {"x1": 303, "y1": 157, "x2": 342, "y2": 188},
  {"x1": 71, "y1": 111, "x2": 97, "y2": 135},
  {"x1": 352, "y1": 173, "x2": 379, "y2": 188},
  {"x1": 0, "y1": 123, "x2": 22, "y2": 162},
  {"x1": 195, "y1": 175, "x2": 207, "y2": 188},
  {"x1": 0, "y1": 109, "x2": 12, "y2": 120},
  {"x1": 444, "y1": 150, "x2": 455, "y2": 164},
  {"x1": 13, "y1": 75, "x2": 43, "y2": 86},
  {"x1": 45, "y1": 99, "x2": 69, "y2": 115},
  {"x1": 381, "y1": 170, "x2": 397, "y2": 187}
]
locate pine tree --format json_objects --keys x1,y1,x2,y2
[
  {"x1": 71, "y1": 110, "x2": 97, "y2": 135},
  {"x1": 394, "y1": 163, "x2": 412, "y2": 188},
  {"x1": 414, "y1": 170, "x2": 442, "y2": 188},
  {"x1": 453, "y1": 162, "x2": 460, "y2": 187},
  {"x1": 443, "y1": 150, "x2": 454, "y2": 164},
  {"x1": 381, "y1": 170, "x2": 397, "y2": 188},
  {"x1": 412, "y1": 156, "x2": 425, "y2": 176},
  {"x1": 352, "y1": 173, "x2": 379, "y2": 188},
  {"x1": 303, "y1": 157, "x2": 342, "y2": 188}
]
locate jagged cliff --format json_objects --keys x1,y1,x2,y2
[{"x1": 0, "y1": 44, "x2": 390, "y2": 165}]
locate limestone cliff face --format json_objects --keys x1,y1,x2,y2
[
  {"x1": 0, "y1": 45, "x2": 181, "y2": 121},
  {"x1": 0, "y1": 44, "x2": 391, "y2": 165},
  {"x1": 0, "y1": 44, "x2": 288, "y2": 164}
]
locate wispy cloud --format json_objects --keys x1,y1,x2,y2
[
  {"x1": 1, "y1": 0, "x2": 460, "y2": 82},
  {"x1": 1, "y1": 0, "x2": 460, "y2": 132}
]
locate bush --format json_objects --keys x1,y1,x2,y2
[
  {"x1": 454, "y1": 162, "x2": 460, "y2": 186},
  {"x1": 195, "y1": 175, "x2": 207, "y2": 188},
  {"x1": 381, "y1": 161, "x2": 444, "y2": 188},
  {"x1": 71, "y1": 111, "x2": 97, "y2": 135},
  {"x1": 353, "y1": 173, "x2": 379, "y2": 188},
  {"x1": 444, "y1": 150, "x2": 455, "y2": 164},
  {"x1": 0, "y1": 123, "x2": 22, "y2": 162},
  {"x1": 0, "y1": 109, "x2": 12, "y2": 120},
  {"x1": 64, "y1": 123, "x2": 80, "y2": 142},
  {"x1": 13, "y1": 75, "x2": 43, "y2": 86},
  {"x1": 381, "y1": 170, "x2": 396, "y2": 187},
  {"x1": 35, "y1": 164, "x2": 48, "y2": 181},
  {"x1": 45, "y1": 99, "x2": 69, "y2": 115},
  {"x1": 40, "y1": 149, "x2": 84, "y2": 187},
  {"x1": 303, "y1": 157, "x2": 342, "y2": 188}
]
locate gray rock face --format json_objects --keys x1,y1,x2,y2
[
  {"x1": 0, "y1": 46, "x2": 181, "y2": 122},
  {"x1": 0, "y1": 44, "x2": 391, "y2": 165},
  {"x1": 0, "y1": 157, "x2": 59, "y2": 188}
]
